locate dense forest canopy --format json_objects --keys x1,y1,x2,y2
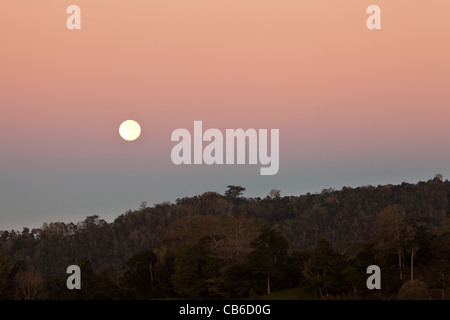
[
  {"x1": 1, "y1": 176, "x2": 450, "y2": 299},
  {"x1": 3, "y1": 178, "x2": 448, "y2": 273}
]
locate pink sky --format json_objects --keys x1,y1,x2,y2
[{"x1": 1, "y1": 0, "x2": 450, "y2": 229}]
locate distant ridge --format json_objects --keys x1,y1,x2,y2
[{"x1": 1, "y1": 175, "x2": 449, "y2": 275}]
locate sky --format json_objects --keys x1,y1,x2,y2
[{"x1": 1, "y1": 1, "x2": 450, "y2": 231}]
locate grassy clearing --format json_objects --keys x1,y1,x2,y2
[
  {"x1": 155, "y1": 287, "x2": 316, "y2": 300},
  {"x1": 255, "y1": 287, "x2": 315, "y2": 300}
]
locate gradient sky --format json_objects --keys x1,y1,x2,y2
[{"x1": 1, "y1": 1, "x2": 450, "y2": 231}]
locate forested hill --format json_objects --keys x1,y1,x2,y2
[{"x1": 1, "y1": 176, "x2": 449, "y2": 275}]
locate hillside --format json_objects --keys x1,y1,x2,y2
[{"x1": 1, "y1": 176, "x2": 449, "y2": 276}]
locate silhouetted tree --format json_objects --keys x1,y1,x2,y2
[
  {"x1": 302, "y1": 237, "x2": 347, "y2": 299},
  {"x1": 122, "y1": 250, "x2": 157, "y2": 299},
  {"x1": 172, "y1": 237, "x2": 221, "y2": 298},
  {"x1": 225, "y1": 185, "x2": 246, "y2": 199},
  {"x1": 248, "y1": 228, "x2": 289, "y2": 295},
  {"x1": 0, "y1": 252, "x2": 14, "y2": 299}
]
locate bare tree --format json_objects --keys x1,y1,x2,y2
[
  {"x1": 373, "y1": 204, "x2": 407, "y2": 280},
  {"x1": 269, "y1": 189, "x2": 281, "y2": 199},
  {"x1": 15, "y1": 271, "x2": 42, "y2": 300}
]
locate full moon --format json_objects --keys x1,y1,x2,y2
[{"x1": 119, "y1": 120, "x2": 141, "y2": 141}]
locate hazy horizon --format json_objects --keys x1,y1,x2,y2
[{"x1": 1, "y1": 173, "x2": 447, "y2": 232}]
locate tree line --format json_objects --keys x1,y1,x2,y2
[
  {"x1": 0, "y1": 205, "x2": 449, "y2": 300},
  {"x1": 1, "y1": 178, "x2": 450, "y2": 299}
]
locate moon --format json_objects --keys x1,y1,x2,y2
[{"x1": 119, "y1": 120, "x2": 141, "y2": 141}]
